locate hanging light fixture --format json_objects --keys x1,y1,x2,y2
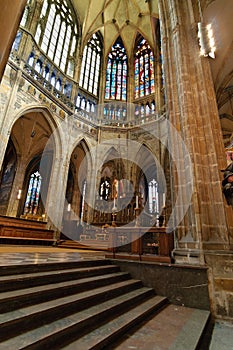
[{"x1": 197, "y1": 0, "x2": 216, "y2": 58}]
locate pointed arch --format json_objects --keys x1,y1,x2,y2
[
  {"x1": 0, "y1": 139, "x2": 17, "y2": 215},
  {"x1": 2, "y1": 106, "x2": 62, "y2": 219},
  {"x1": 134, "y1": 143, "x2": 165, "y2": 215},
  {"x1": 98, "y1": 146, "x2": 126, "y2": 201},
  {"x1": 64, "y1": 138, "x2": 92, "y2": 224}
]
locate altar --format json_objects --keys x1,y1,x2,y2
[{"x1": 79, "y1": 225, "x2": 174, "y2": 263}]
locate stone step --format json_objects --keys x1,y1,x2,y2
[
  {"x1": 59, "y1": 240, "x2": 109, "y2": 251},
  {"x1": 0, "y1": 258, "x2": 110, "y2": 276},
  {"x1": 0, "y1": 264, "x2": 120, "y2": 292},
  {"x1": 0, "y1": 278, "x2": 144, "y2": 341},
  {"x1": 0, "y1": 259, "x2": 212, "y2": 350},
  {"x1": 0, "y1": 286, "x2": 158, "y2": 349},
  {"x1": 0, "y1": 271, "x2": 131, "y2": 313},
  {"x1": 110, "y1": 304, "x2": 212, "y2": 350},
  {"x1": 62, "y1": 295, "x2": 168, "y2": 350}
]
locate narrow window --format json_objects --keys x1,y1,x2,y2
[
  {"x1": 105, "y1": 37, "x2": 127, "y2": 101},
  {"x1": 134, "y1": 36, "x2": 155, "y2": 99},
  {"x1": 79, "y1": 33, "x2": 102, "y2": 96},
  {"x1": 24, "y1": 171, "x2": 42, "y2": 215},
  {"x1": 35, "y1": 0, "x2": 78, "y2": 75}
]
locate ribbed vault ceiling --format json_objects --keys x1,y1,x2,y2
[
  {"x1": 71, "y1": 0, "x2": 233, "y2": 123},
  {"x1": 72, "y1": 0, "x2": 159, "y2": 55}
]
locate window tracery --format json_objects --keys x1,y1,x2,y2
[
  {"x1": 99, "y1": 177, "x2": 111, "y2": 201},
  {"x1": 35, "y1": 0, "x2": 78, "y2": 77},
  {"x1": 79, "y1": 33, "x2": 102, "y2": 97},
  {"x1": 24, "y1": 171, "x2": 42, "y2": 215},
  {"x1": 105, "y1": 37, "x2": 127, "y2": 101},
  {"x1": 148, "y1": 179, "x2": 159, "y2": 214},
  {"x1": 134, "y1": 37, "x2": 155, "y2": 99}
]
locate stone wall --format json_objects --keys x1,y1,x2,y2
[
  {"x1": 205, "y1": 252, "x2": 233, "y2": 320},
  {"x1": 112, "y1": 259, "x2": 210, "y2": 311}
]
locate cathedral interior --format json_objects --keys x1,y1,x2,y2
[{"x1": 0, "y1": 0, "x2": 233, "y2": 347}]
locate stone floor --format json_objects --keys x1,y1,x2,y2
[
  {"x1": 0, "y1": 245, "x2": 106, "y2": 265},
  {"x1": 0, "y1": 244, "x2": 232, "y2": 349}
]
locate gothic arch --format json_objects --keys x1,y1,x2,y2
[{"x1": 1, "y1": 106, "x2": 61, "y2": 218}]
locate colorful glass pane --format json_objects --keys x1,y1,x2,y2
[
  {"x1": 105, "y1": 37, "x2": 128, "y2": 101},
  {"x1": 134, "y1": 37, "x2": 155, "y2": 98}
]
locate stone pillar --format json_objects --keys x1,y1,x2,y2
[
  {"x1": 158, "y1": 0, "x2": 232, "y2": 264},
  {"x1": 0, "y1": 0, "x2": 27, "y2": 82},
  {"x1": 6, "y1": 157, "x2": 25, "y2": 217}
]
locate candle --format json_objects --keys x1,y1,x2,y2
[
  {"x1": 113, "y1": 197, "x2": 117, "y2": 210},
  {"x1": 136, "y1": 195, "x2": 139, "y2": 208},
  {"x1": 67, "y1": 203, "x2": 71, "y2": 212}
]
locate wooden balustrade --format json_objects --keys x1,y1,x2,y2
[{"x1": 0, "y1": 215, "x2": 55, "y2": 245}]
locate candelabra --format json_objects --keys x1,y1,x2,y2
[
  {"x1": 112, "y1": 205, "x2": 117, "y2": 226},
  {"x1": 134, "y1": 207, "x2": 140, "y2": 227}
]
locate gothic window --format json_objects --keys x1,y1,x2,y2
[
  {"x1": 76, "y1": 94, "x2": 81, "y2": 109},
  {"x1": 134, "y1": 37, "x2": 155, "y2": 99},
  {"x1": 79, "y1": 33, "x2": 102, "y2": 96},
  {"x1": 81, "y1": 98, "x2": 86, "y2": 110},
  {"x1": 105, "y1": 37, "x2": 127, "y2": 101},
  {"x1": 35, "y1": 59, "x2": 43, "y2": 73},
  {"x1": 64, "y1": 83, "x2": 72, "y2": 98},
  {"x1": 51, "y1": 72, "x2": 56, "y2": 86},
  {"x1": 55, "y1": 78, "x2": 62, "y2": 91},
  {"x1": 35, "y1": 0, "x2": 78, "y2": 76},
  {"x1": 43, "y1": 65, "x2": 50, "y2": 80},
  {"x1": 28, "y1": 52, "x2": 35, "y2": 66},
  {"x1": 148, "y1": 179, "x2": 159, "y2": 214},
  {"x1": 20, "y1": 0, "x2": 32, "y2": 27},
  {"x1": 24, "y1": 171, "x2": 42, "y2": 215},
  {"x1": 12, "y1": 32, "x2": 22, "y2": 52},
  {"x1": 75, "y1": 94, "x2": 96, "y2": 115},
  {"x1": 99, "y1": 177, "x2": 111, "y2": 201}
]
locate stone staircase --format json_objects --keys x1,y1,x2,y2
[
  {"x1": 58, "y1": 239, "x2": 109, "y2": 251},
  {"x1": 0, "y1": 259, "x2": 212, "y2": 349}
]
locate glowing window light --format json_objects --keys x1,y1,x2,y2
[{"x1": 198, "y1": 22, "x2": 216, "y2": 59}]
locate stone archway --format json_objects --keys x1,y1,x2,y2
[{"x1": 2, "y1": 110, "x2": 54, "y2": 219}]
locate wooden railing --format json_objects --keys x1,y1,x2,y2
[{"x1": 0, "y1": 215, "x2": 55, "y2": 245}]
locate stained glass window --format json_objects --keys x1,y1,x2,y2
[
  {"x1": 24, "y1": 171, "x2": 42, "y2": 215},
  {"x1": 105, "y1": 37, "x2": 127, "y2": 101},
  {"x1": 134, "y1": 37, "x2": 155, "y2": 99},
  {"x1": 79, "y1": 33, "x2": 102, "y2": 96},
  {"x1": 35, "y1": 0, "x2": 78, "y2": 76},
  {"x1": 99, "y1": 177, "x2": 111, "y2": 201},
  {"x1": 148, "y1": 179, "x2": 159, "y2": 214}
]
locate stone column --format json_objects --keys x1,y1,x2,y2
[
  {"x1": 158, "y1": 0, "x2": 232, "y2": 264},
  {"x1": 6, "y1": 157, "x2": 25, "y2": 217},
  {"x1": 0, "y1": 0, "x2": 27, "y2": 82}
]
